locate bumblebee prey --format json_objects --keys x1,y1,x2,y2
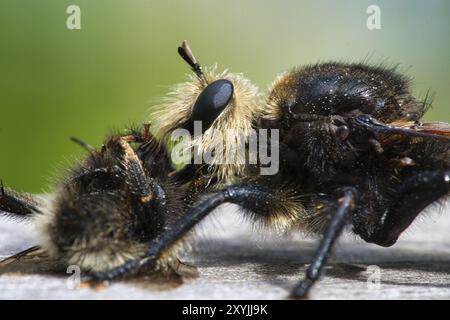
[{"x1": 0, "y1": 125, "x2": 192, "y2": 279}]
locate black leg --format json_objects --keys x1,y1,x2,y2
[
  {"x1": 0, "y1": 180, "x2": 41, "y2": 219},
  {"x1": 169, "y1": 164, "x2": 198, "y2": 184},
  {"x1": 290, "y1": 187, "x2": 357, "y2": 299},
  {"x1": 73, "y1": 166, "x2": 122, "y2": 182},
  {"x1": 73, "y1": 135, "x2": 166, "y2": 204},
  {"x1": 81, "y1": 185, "x2": 278, "y2": 282},
  {"x1": 367, "y1": 169, "x2": 450, "y2": 247}
]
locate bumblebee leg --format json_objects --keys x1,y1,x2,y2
[
  {"x1": 121, "y1": 123, "x2": 153, "y2": 143},
  {"x1": 70, "y1": 136, "x2": 95, "y2": 153},
  {"x1": 290, "y1": 187, "x2": 357, "y2": 299},
  {"x1": 0, "y1": 180, "x2": 41, "y2": 219},
  {"x1": 105, "y1": 136, "x2": 156, "y2": 202},
  {"x1": 71, "y1": 124, "x2": 151, "y2": 153},
  {"x1": 70, "y1": 133, "x2": 156, "y2": 201},
  {"x1": 367, "y1": 169, "x2": 450, "y2": 247},
  {"x1": 73, "y1": 166, "x2": 123, "y2": 182},
  {"x1": 81, "y1": 185, "x2": 280, "y2": 282}
]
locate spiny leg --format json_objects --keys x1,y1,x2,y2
[
  {"x1": 73, "y1": 132, "x2": 165, "y2": 204},
  {"x1": 290, "y1": 187, "x2": 357, "y2": 299},
  {"x1": 81, "y1": 185, "x2": 283, "y2": 282},
  {"x1": 121, "y1": 123, "x2": 153, "y2": 144},
  {"x1": 71, "y1": 124, "x2": 152, "y2": 155},
  {"x1": 68, "y1": 132, "x2": 160, "y2": 203},
  {"x1": 0, "y1": 180, "x2": 41, "y2": 219},
  {"x1": 73, "y1": 166, "x2": 122, "y2": 182},
  {"x1": 70, "y1": 136, "x2": 95, "y2": 153},
  {"x1": 106, "y1": 135, "x2": 167, "y2": 204},
  {"x1": 82, "y1": 185, "x2": 357, "y2": 298},
  {"x1": 105, "y1": 136, "x2": 155, "y2": 203},
  {"x1": 0, "y1": 182, "x2": 42, "y2": 263},
  {"x1": 71, "y1": 125, "x2": 162, "y2": 199}
]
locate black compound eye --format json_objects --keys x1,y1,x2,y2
[{"x1": 191, "y1": 79, "x2": 234, "y2": 132}]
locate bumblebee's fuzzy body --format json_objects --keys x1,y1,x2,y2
[{"x1": 1, "y1": 128, "x2": 189, "y2": 275}]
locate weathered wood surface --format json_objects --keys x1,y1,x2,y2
[{"x1": 0, "y1": 203, "x2": 449, "y2": 299}]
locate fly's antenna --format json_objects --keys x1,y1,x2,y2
[{"x1": 178, "y1": 40, "x2": 207, "y2": 83}]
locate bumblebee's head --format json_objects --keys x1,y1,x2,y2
[{"x1": 151, "y1": 41, "x2": 263, "y2": 182}]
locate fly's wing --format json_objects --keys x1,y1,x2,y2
[
  {"x1": 0, "y1": 246, "x2": 65, "y2": 275},
  {"x1": 0, "y1": 246, "x2": 42, "y2": 267},
  {"x1": 387, "y1": 120, "x2": 450, "y2": 140},
  {"x1": 352, "y1": 115, "x2": 450, "y2": 143}
]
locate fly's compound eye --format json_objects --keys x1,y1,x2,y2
[{"x1": 191, "y1": 79, "x2": 234, "y2": 133}]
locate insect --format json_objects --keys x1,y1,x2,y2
[
  {"x1": 2, "y1": 41, "x2": 450, "y2": 299},
  {"x1": 0, "y1": 125, "x2": 195, "y2": 283},
  {"x1": 77, "y1": 41, "x2": 450, "y2": 298}
]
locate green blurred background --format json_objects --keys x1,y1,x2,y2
[{"x1": 0, "y1": 0, "x2": 449, "y2": 192}]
